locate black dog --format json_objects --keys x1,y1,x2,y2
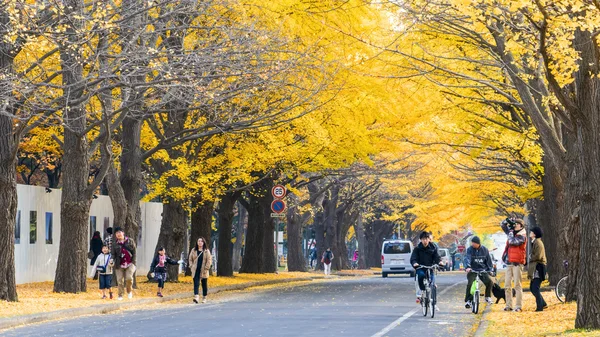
[{"x1": 492, "y1": 282, "x2": 517, "y2": 304}]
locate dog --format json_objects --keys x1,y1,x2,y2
[{"x1": 492, "y1": 282, "x2": 517, "y2": 304}]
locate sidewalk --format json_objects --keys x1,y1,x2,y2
[{"x1": 0, "y1": 272, "x2": 325, "y2": 331}]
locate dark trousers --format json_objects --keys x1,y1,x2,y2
[
  {"x1": 157, "y1": 279, "x2": 165, "y2": 288},
  {"x1": 530, "y1": 278, "x2": 547, "y2": 310},
  {"x1": 194, "y1": 277, "x2": 208, "y2": 296},
  {"x1": 465, "y1": 272, "x2": 493, "y2": 302}
]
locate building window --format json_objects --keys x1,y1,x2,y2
[
  {"x1": 89, "y1": 216, "x2": 97, "y2": 240},
  {"x1": 29, "y1": 211, "x2": 37, "y2": 244},
  {"x1": 15, "y1": 210, "x2": 21, "y2": 244},
  {"x1": 45, "y1": 212, "x2": 53, "y2": 244}
]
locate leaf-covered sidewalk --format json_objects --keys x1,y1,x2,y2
[{"x1": 1, "y1": 272, "x2": 317, "y2": 319}]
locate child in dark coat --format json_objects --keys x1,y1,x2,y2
[{"x1": 150, "y1": 247, "x2": 180, "y2": 297}]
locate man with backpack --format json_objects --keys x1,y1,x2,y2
[
  {"x1": 321, "y1": 248, "x2": 334, "y2": 276},
  {"x1": 111, "y1": 227, "x2": 137, "y2": 301}
]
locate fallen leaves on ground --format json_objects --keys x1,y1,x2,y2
[{"x1": 0, "y1": 272, "x2": 316, "y2": 318}]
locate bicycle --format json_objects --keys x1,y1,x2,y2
[
  {"x1": 556, "y1": 260, "x2": 568, "y2": 303},
  {"x1": 416, "y1": 265, "x2": 440, "y2": 318},
  {"x1": 469, "y1": 271, "x2": 490, "y2": 314}
]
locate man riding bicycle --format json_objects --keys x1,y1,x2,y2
[
  {"x1": 464, "y1": 236, "x2": 494, "y2": 308},
  {"x1": 411, "y1": 231, "x2": 444, "y2": 303}
]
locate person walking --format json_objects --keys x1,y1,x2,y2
[
  {"x1": 310, "y1": 248, "x2": 317, "y2": 269},
  {"x1": 321, "y1": 248, "x2": 334, "y2": 276},
  {"x1": 501, "y1": 218, "x2": 527, "y2": 312},
  {"x1": 111, "y1": 227, "x2": 137, "y2": 301},
  {"x1": 528, "y1": 227, "x2": 548, "y2": 311},
  {"x1": 90, "y1": 231, "x2": 103, "y2": 280},
  {"x1": 90, "y1": 245, "x2": 114, "y2": 299},
  {"x1": 464, "y1": 236, "x2": 494, "y2": 308},
  {"x1": 189, "y1": 237, "x2": 212, "y2": 304},
  {"x1": 150, "y1": 247, "x2": 180, "y2": 297},
  {"x1": 104, "y1": 227, "x2": 113, "y2": 250}
]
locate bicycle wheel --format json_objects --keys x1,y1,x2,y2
[
  {"x1": 422, "y1": 289, "x2": 429, "y2": 316},
  {"x1": 556, "y1": 276, "x2": 568, "y2": 303},
  {"x1": 472, "y1": 291, "x2": 480, "y2": 314},
  {"x1": 430, "y1": 286, "x2": 437, "y2": 318}
]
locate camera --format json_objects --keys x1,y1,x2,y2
[{"x1": 504, "y1": 218, "x2": 516, "y2": 230}]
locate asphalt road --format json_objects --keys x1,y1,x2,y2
[{"x1": 2, "y1": 273, "x2": 482, "y2": 337}]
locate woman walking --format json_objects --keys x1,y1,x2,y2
[
  {"x1": 528, "y1": 227, "x2": 548, "y2": 311},
  {"x1": 90, "y1": 231, "x2": 104, "y2": 280},
  {"x1": 189, "y1": 237, "x2": 212, "y2": 304}
]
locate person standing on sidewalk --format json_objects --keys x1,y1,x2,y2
[
  {"x1": 111, "y1": 227, "x2": 137, "y2": 301},
  {"x1": 104, "y1": 227, "x2": 113, "y2": 250},
  {"x1": 464, "y1": 236, "x2": 494, "y2": 309},
  {"x1": 189, "y1": 237, "x2": 212, "y2": 304},
  {"x1": 528, "y1": 227, "x2": 548, "y2": 311},
  {"x1": 150, "y1": 247, "x2": 180, "y2": 297},
  {"x1": 89, "y1": 245, "x2": 114, "y2": 299},
  {"x1": 501, "y1": 218, "x2": 527, "y2": 312},
  {"x1": 321, "y1": 248, "x2": 334, "y2": 276}
]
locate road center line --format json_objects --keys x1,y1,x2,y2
[{"x1": 370, "y1": 280, "x2": 466, "y2": 337}]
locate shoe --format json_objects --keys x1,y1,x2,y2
[
  {"x1": 504, "y1": 307, "x2": 512, "y2": 311},
  {"x1": 102, "y1": 295, "x2": 107, "y2": 299},
  {"x1": 157, "y1": 292, "x2": 163, "y2": 298},
  {"x1": 127, "y1": 292, "x2": 133, "y2": 299},
  {"x1": 117, "y1": 297, "x2": 123, "y2": 301},
  {"x1": 193, "y1": 295, "x2": 199, "y2": 304},
  {"x1": 109, "y1": 292, "x2": 113, "y2": 300},
  {"x1": 465, "y1": 301, "x2": 472, "y2": 309},
  {"x1": 485, "y1": 297, "x2": 493, "y2": 304},
  {"x1": 535, "y1": 309, "x2": 543, "y2": 312},
  {"x1": 202, "y1": 297, "x2": 207, "y2": 304},
  {"x1": 416, "y1": 298, "x2": 421, "y2": 304},
  {"x1": 514, "y1": 308, "x2": 522, "y2": 312}
]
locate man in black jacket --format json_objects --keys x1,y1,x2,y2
[
  {"x1": 464, "y1": 236, "x2": 494, "y2": 308},
  {"x1": 410, "y1": 231, "x2": 444, "y2": 303}
]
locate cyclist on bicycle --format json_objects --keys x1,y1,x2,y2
[
  {"x1": 464, "y1": 236, "x2": 494, "y2": 308},
  {"x1": 411, "y1": 231, "x2": 444, "y2": 303}
]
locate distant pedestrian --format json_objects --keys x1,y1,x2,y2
[
  {"x1": 104, "y1": 227, "x2": 113, "y2": 250},
  {"x1": 528, "y1": 227, "x2": 548, "y2": 311},
  {"x1": 189, "y1": 237, "x2": 212, "y2": 304},
  {"x1": 90, "y1": 245, "x2": 114, "y2": 299},
  {"x1": 322, "y1": 248, "x2": 334, "y2": 276},
  {"x1": 111, "y1": 227, "x2": 137, "y2": 301},
  {"x1": 310, "y1": 248, "x2": 317, "y2": 269},
  {"x1": 352, "y1": 250, "x2": 359, "y2": 269},
  {"x1": 150, "y1": 247, "x2": 180, "y2": 297},
  {"x1": 90, "y1": 231, "x2": 103, "y2": 265}
]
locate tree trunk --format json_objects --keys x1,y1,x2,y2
[
  {"x1": 286, "y1": 194, "x2": 307, "y2": 272},
  {"x1": 354, "y1": 213, "x2": 367, "y2": 269},
  {"x1": 232, "y1": 202, "x2": 246, "y2": 272},
  {"x1": 54, "y1": 0, "x2": 94, "y2": 293},
  {"x1": 154, "y1": 198, "x2": 188, "y2": 282},
  {"x1": 240, "y1": 178, "x2": 273, "y2": 273},
  {"x1": 0, "y1": 113, "x2": 18, "y2": 301},
  {"x1": 190, "y1": 199, "x2": 214, "y2": 252},
  {"x1": 217, "y1": 192, "x2": 238, "y2": 277},
  {"x1": 119, "y1": 116, "x2": 142, "y2": 241},
  {"x1": 314, "y1": 210, "x2": 326, "y2": 271}
]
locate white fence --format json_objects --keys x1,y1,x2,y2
[{"x1": 14, "y1": 184, "x2": 163, "y2": 284}]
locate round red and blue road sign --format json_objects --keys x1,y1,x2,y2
[{"x1": 271, "y1": 199, "x2": 286, "y2": 213}]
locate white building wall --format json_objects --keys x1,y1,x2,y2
[{"x1": 14, "y1": 184, "x2": 163, "y2": 284}]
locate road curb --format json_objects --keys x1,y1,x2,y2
[
  {"x1": 0, "y1": 276, "x2": 323, "y2": 332},
  {"x1": 473, "y1": 301, "x2": 493, "y2": 337}
]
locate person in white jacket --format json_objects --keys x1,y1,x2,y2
[{"x1": 90, "y1": 245, "x2": 114, "y2": 299}]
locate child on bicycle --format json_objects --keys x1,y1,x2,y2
[
  {"x1": 464, "y1": 236, "x2": 494, "y2": 308},
  {"x1": 410, "y1": 231, "x2": 444, "y2": 303}
]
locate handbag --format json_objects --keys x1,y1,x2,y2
[{"x1": 88, "y1": 250, "x2": 95, "y2": 259}]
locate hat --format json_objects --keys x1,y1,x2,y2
[
  {"x1": 471, "y1": 236, "x2": 481, "y2": 245},
  {"x1": 531, "y1": 227, "x2": 543, "y2": 238}
]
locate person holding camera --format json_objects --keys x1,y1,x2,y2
[{"x1": 501, "y1": 218, "x2": 527, "y2": 312}]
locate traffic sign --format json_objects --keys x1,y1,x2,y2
[
  {"x1": 271, "y1": 199, "x2": 286, "y2": 213},
  {"x1": 271, "y1": 213, "x2": 286, "y2": 218},
  {"x1": 272, "y1": 185, "x2": 287, "y2": 199}
]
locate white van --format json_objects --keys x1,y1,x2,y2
[{"x1": 381, "y1": 240, "x2": 414, "y2": 278}]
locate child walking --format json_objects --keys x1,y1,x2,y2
[
  {"x1": 90, "y1": 245, "x2": 114, "y2": 299},
  {"x1": 150, "y1": 247, "x2": 180, "y2": 297}
]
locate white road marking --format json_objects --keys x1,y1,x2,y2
[{"x1": 370, "y1": 280, "x2": 465, "y2": 337}]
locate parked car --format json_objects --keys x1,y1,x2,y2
[
  {"x1": 381, "y1": 240, "x2": 414, "y2": 278},
  {"x1": 438, "y1": 248, "x2": 452, "y2": 271}
]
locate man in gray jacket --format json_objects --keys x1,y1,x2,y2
[{"x1": 464, "y1": 236, "x2": 494, "y2": 308}]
